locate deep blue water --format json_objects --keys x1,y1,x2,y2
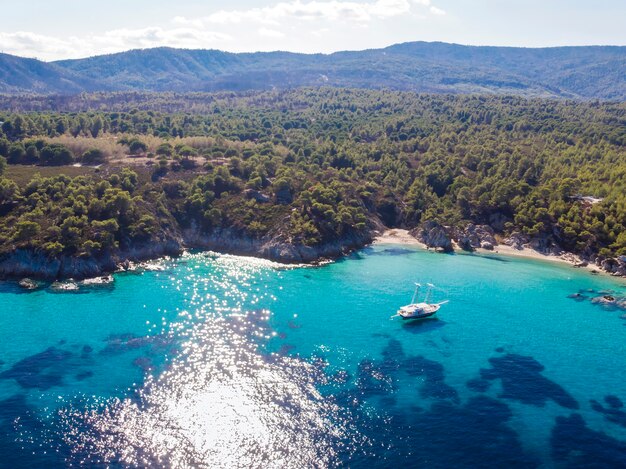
[{"x1": 1, "y1": 245, "x2": 626, "y2": 467}]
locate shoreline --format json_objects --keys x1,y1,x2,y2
[
  {"x1": 372, "y1": 229, "x2": 428, "y2": 248},
  {"x1": 373, "y1": 229, "x2": 624, "y2": 283},
  {"x1": 1, "y1": 228, "x2": 623, "y2": 285},
  {"x1": 0, "y1": 229, "x2": 367, "y2": 282}
]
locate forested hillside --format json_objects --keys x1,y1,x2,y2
[
  {"x1": 0, "y1": 42, "x2": 624, "y2": 99},
  {"x1": 0, "y1": 53, "x2": 108, "y2": 96},
  {"x1": 0, "y1": 89, "x2": 625, "y2": 278}
]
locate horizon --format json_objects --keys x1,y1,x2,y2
[
  {"x1": 1, "y1": 0, "x2": 625, "y2": 61},
  {"x1": 2, "y1": 40, "x2": 625, "y2": 63}
]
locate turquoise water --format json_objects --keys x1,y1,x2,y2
[{"x1": 1, "y1": 245, "x2": 626, "y2": 467}]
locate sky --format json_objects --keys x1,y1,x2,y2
[{"x1": 0, "y1": 0, "x2": 624, "y2": 61}]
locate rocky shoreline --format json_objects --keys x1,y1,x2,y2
[
  {"x1": 407, "y1": 222, "x2": 626, "y2": 279},
  {"x1": 0, "y1": 228, "x2": 374, "y2": 283},
  {"x1": 1, "y1": 221, "x2": 624, "y2": 285},
  {"x1": 0, "y1": 240, "x2": 183, "y2": 282}
]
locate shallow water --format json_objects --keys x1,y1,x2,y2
[{"x1": 1, "y1": 246, "x2": 625, "y2": 467}]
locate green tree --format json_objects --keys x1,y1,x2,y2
[
  {"x1": 14, "y1": 220, "x2": 41, "y2": 241},
  {"x1": 128, "y1": 139, "x2": 147, "y2": 155},
  {"x1": 7, "y1": 143, "x2": 25, "y2": 164},
  {"x1": 40, "y1": 144, "x2": 74, "y2": 166},
  {"x1": 90, "y1": 117, "x2": 104, "y2": 138},
  {"x1": 82, "y1": 148, "x2": 106, "y2": 165}
]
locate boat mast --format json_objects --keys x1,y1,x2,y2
[
  {"x1": 425, "y1": 283, "x2": 434, "y2": 304},
  {"x1": 412, "y1": 283, "x2": 420, "y2": 304}
]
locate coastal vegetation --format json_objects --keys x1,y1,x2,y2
[{"x1": 0, "y1": 89, "x2": 624, "y2": 277}]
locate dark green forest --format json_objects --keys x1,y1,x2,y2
[
  {"x1": 1, "y1": 42, "x2": 625, "y2": 98},
  {"x1": 0, "y1": 89, "x2": 625, "y2": 269}
]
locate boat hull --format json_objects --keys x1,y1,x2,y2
[{"x1": 399, "y1": 310, "x2": 438, "y2": 320}]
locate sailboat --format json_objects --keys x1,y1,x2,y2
[{"x1": 392, "y1": 283, "x2": 448, "y2": 320}]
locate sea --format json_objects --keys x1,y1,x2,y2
[{"x1": 1, "y1": 244, "x2": 625, "y2": 468}]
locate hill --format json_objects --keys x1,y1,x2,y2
[
  {"x1": 0, "y1": 53, "x2": 110, "y2": 95},
  {"x1": 0, "y1": 42, "x2": 624, "y2": 99}
]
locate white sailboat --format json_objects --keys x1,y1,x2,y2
[{"x1": 392, "y1": 283, "x2": 448, "y2": 320}]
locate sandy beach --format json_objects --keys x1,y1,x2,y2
[
  {"x1": 373, "y1": 229, "x2": 610, "y2": 277},
  {"x1": 373, "y1": 229, "x2": 427, "y2": 248},
  {"x1": 475, "y1": 244, "x2": 603, "y2": 273}
]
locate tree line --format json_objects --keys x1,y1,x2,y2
[{"x1": 0, "y1": 89, "x2": 624, "y2": 261}]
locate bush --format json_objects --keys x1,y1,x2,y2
[
  {"x1": 42, "y1": 241, "x2": 64, "y2": 256},
  {"x1": 0, "y1": 177, "x2": 18, "y2": 203},
  {"x1": 14, "y1": 220, "x2": 40, "y2": 241},
  {"x1": 40, "y1": 144, "x2": 74, "y2": 166},
  {"x1": 128, "y1": 139, "x2": 147, "y2": 155},
  {"x1": 82, "y1": 148, "x2": 106, "y2": 165},
  {"x1": 156, "y1": 143, "x2": 173, "y2": 157},
  {"x1": 0, "y1": 138, "x2": 9, "y2": 158},
  {"x1": 7, "y1": 143, "x2": 25, "y2": 164}
]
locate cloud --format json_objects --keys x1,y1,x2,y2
[
  {"x1": 0, "y1": 27, "x2": 231, "y2": 61},
  {"x1": 258, "y1": 28, "x2": 286, "y2": 38},
  {"x1": 413, "y1": 0, "x2": 445, "y2": 15},
  {"x1": 311, "y1": 27, "x2": 332, "y2": 37},
  {"x1": 429, "y1": 6, "x2": 446, "y2": 15},
  {"x1": 0, "y1": 0, "x2": 447, "y2": 60},
  {"x1": 0, "y1": 31, "x2": 80, "y2": 60},
  {"x1": 100, "y1": 27, "x2": 231, "y2": 50},
  {"x1": 202, "y1": 0, "x2": 414, "y2": 26},
  {"x1": 172, "y1": 16, "x2": 204, "y2": 28}
]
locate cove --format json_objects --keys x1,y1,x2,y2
[{"x1": 0, "y1": 244, "x2": 625, "y2": 467}]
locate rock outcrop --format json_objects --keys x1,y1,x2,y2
[
  {"x1": 503, "y1": 232, "x2": 562, "y2": 255},
  {"x1": 456, "y1": 224, "x2": 497, "y2": 251},
  {"x1": 18, "y1": 278, "x2": 42, "y2": 290},
  {"x1": 600, "y1": 257, "x2": 626, "y2": 277},
  {"x1": 1, "y1": 216, "x2": 623, "y2": 281},
  {"x1": 0, "y1": 239, "x2": 182, "y2": 281},
  {"x1": 183, "y1": 227, "x2": 374, "y2": 264},
  {"x1": 411, "y1": 221, "x2": 453, "y2": 252},
  {"x1": 244, "y1": 189, "x2": 271, "y2": 203},
  {"x1": 503, "y1": 232, "x2": 530, "y2": 250}
]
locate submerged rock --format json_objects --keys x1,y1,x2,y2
[
  {"x1": 591, "y1": 295, "x2": 617, "y2": 305},
  {"x1": 0, "y1": 346, "x2": 73, "y2": 390},
  {"x1": 590, "y1": 295, "x2": 626, "y2": 310},
  {"x1": 480, "y1": 353, "x2": 578, "y2": 410},
  {"x1": 567, "y1": 293, "x2": 587, "y2": 302}
]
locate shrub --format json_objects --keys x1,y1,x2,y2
[
  {"x1": 14, "y1": 220, "x2": 40, "y2": 241},
  {"x1": 82, "y1": 148, "x2": 106, "y2": 165},
  {"x1": 128, "y1": 139, "x2": 147, "y2": 155},
  {"x1": 40, "y1": 144, "x2": 74, "y2": 166},
  {"x1": 42, "y1": 241, "x2": 64, "y2": 256}
]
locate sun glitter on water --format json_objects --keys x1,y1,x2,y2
[{"x1": 57, "y1": 253, "x2": 362, "y2": 467}]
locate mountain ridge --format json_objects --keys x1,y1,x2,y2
[{"x1": 0, "y1": 41, "x2": 624, "y2": 99}]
